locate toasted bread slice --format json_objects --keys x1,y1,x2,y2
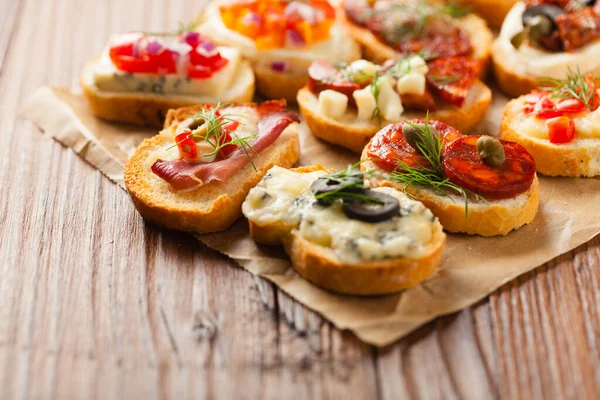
[
  {"x1": 81, "y1": 56, "x2": 255, "y2": 127},
  {"x1": 492, "y1": 3, "x2": 600, "y2": 97},
  {"x1": 360, "y1": 157, "x2": 540, "y2": 237},
  {"x1": 345, "y1": 13, "x2": 493, "y2": 78},
  {"x1": 297, "y1": 81, "x2": 492, "y2": 153},
  {"x1": 124, "y1": 106, "x2": 301, "y2": 233},
  {"x1": 500, "y1": 97, "x2": 600, "y2": 176},
  {"x1": 455, "y1": 0, "x2": 516, "y2": 28},
  {"x1": 242, "y1": 165, "x2": 446, "y2": 295}
]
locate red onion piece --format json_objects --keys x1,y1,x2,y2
[
  {"x1": 182, "y1": 31, "x2": 202, "y2": 47},
  {"x1": 197, "y1": 40, "x2": 218, "y2": 57},
  {"x1": 145, "y1": 39, "x2": 163, "y2": 54},
  {"x1": 286, "y1": 29, "x2": 305, "y2": 47},
  {"x1": 242, "y1": 11, "x2": 262, "y2": 25},
  {"x1": 271, "y1": 61, "x2": 288, "y2": 72}
]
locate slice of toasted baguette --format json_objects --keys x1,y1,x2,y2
[
  {"x1": 243, "y1": 165, "x2": 446, "y2": 295},
  {"x1": 360, "y1": 157, "x2": 540, "y2": 237},
  {"x1": 455, "y1": 0, "x2": 516, "y2": 28},
  {"x1": 124, "y1": 106, "x2": 301, "y2": 233},
  {"x1": 252, "y1": 41, "x2": 362, "y2": 104},
  {"x1": 500, "y1": 97, "x2": 600, "y2": 176},
  {"x1": 81, "y1": 56, "x2": 255, "y2": 127},
  {"x1": 345, "y1": 13, "x2": 493, "y2": 78},
  {"x1": 297, "y1": 81, "x2": 492, "y2": 153}
]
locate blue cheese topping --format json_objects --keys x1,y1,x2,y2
[
  {"x1": 242, "y1": 166, "x2": 439, "y2": 264},
  {"x1": 92, "y1": 44, "x2": 241, "y2": 96}
]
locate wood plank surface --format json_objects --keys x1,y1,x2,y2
[{"x1": 0, "y1": 0, "x2": 599, "y2": 399}]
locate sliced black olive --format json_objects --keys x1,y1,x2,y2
[
  {"x1": 522, "y1": 5, "x2": 563, "y2": 29},
  {"x1": 342, "y1": 190, "x2": 400, "y2": 223}
]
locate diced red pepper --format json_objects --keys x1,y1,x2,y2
[
  {"x1": 556, "y1": 98, "x2": 587, "y2": 114},
  {"x1": 175, "y1": 131, "x2": 199, "y2": 163},
  {"x1": 546, "y1": 116, "x2": 575, "y2": 144}
]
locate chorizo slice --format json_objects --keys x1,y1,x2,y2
[
  {"x1": 442, "y1": 136, "x2": 536, "y2": 199},
  {"x1": 366, "y1": 120, "x2": 462, "y2": 172}
]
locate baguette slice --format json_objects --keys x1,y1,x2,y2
[
  {"x1": 501, "y1": 97, "x2": 600, "y2": 176},
  {"x1": 345, "y1": 13, "x2": 493, "y2": 78},
  {"x1": 360, "y1": 158, "x2": 540, "y2": 237},
  {"x1": 243, "y1": 165, "x2": 446, "y2": 295},
  {"x1": 81, "y1": 56, "x2": 255, "y2": 127},
  {"x1": 297, "y1": 81, "x2": 492, "y2": 153},
  {"x1": 124, "y1": 105, "x2": 301, "y2": 233}
]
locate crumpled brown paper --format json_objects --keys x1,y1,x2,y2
[{"x1": 21, "y1": 86, "x2": 600, "y2": 346}]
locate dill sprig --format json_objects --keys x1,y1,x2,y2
[
  {"x1": 387, "y1": 114, "x2": 485, "y2": 215},
  {"x1": 172, "y1": 103, "x2": 257, "y2": 170},
  {"x1": 374, "y1": 0, "x2": 470, "y2": 44},
  {"x1": 539, "y1": 67, "x2": 600, "y2": 111},
  {"x1": 370, "y1": 71, "x2": 383, "y2": 126},
  {"x1": 313, "y1": 164, "x2": 384, "y2": 205},
  {"x1": 142, "y1": 21, "x2": 198, "y2": 37}
]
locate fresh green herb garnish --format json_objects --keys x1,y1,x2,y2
[
  {"x1": 172, "y1": 103, "x2": 257, "y2": 170},
  {"x1": 313, "y1": 163, "x2": 384, "y2": 205},
  {"x1": 388, "y1": 114, "x2": 485, "y2": 215},
  {"x1": 539, "y1": 67, "x2": 600, "y2": 111},
  {"x1": 371, "y1": 0, "x2": 470, "y2": 44},
  {"x1": 370, "y1": 71, "x2": 383, "y2": 126}
]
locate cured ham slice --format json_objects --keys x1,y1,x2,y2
[{"x1": 151, "y1": 111, "x2": 299, "y2": 191}]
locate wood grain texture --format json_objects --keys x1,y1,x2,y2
[{"x1": 0, "y1": 0, "x2": 599, "y2": 399}]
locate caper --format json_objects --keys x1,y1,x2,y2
[
  {"x1": 402, "y1": 123, "x2": 439, "y2": 153},
  {"x1": 476, "y1": 136, "x2": 505, "y2": 167}
]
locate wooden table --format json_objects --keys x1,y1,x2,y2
[{"x1": 1, "y1": 0, "x2": 599, "y2": 398}]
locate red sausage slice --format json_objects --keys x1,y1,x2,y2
[
  {"x1": 307, "y1": 61, "x2": 360, "y2": 99},
  {"x1": 426, "y1": 56, "x2": 480, "y2": 107},
  {"x1": 366, "y1": 120, "x2": 463, "y2": 172},
  {"x1": 442, "y1": 136, "x2": 536, "y2": 199}
]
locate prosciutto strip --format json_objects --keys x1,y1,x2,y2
[{"x1": 151, "y1": 111, "x2": 299, "y2": 192}]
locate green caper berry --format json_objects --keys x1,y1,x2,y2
[
  {"x1": 477, "y1": 136, "x2": 505, "y2": 167},
  {"x1": 402, "y1": 123, "x2": 439, "y2": 153}
]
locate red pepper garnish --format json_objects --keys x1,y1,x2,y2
[
  {"x1": 175, "y1": 131, "x2": 199, "y2": 163},
  {"x1": 546, "y1": 116, "x2": 575, "y2": 144}
]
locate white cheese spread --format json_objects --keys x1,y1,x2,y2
[{"x1": 242, "y1": 166, "x2": 438, "y2": 264}]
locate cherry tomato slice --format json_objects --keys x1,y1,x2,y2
[
  {"x1": 546, "y1": 116, "x2": 575, "y2": 144},
  {"x1": 442, "y1": 136, "x2": 536, "y2": 199},
  {"x1": 175, "y1": 131, "x2": 199, "y2": 163},
  {"x1": 366, "y1": 120, "x2": 463, "y2": 172}
]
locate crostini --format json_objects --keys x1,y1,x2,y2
[
  {"x1": 297, "y1": 55, "x2": 492, "y2": 152},
  {"x1": 82, "y1": 29, "x2": 254, "y2": 127},
  {"x1": 198, "y1": 0, "x2": 360, "y2": 103},
  {"x1": 342, "y1": 0, "x2": 493, "y2": 75},
  {"x1": 124, "y1": 100, "x2": 300, "y2": 233},
  {"x1": 501, "y1": 70, "x2": 600, "y2": 176},
  {"x1": 361, "y1": 118, "x2": 540, "y2": 236},
  {"x1": 493, "y1": 1, "x2": 600, "y2": 97},
  {"x1": 242, "y1": 165, "x2": 446, "y2": 295}
]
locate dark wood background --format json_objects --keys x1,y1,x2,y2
[{"x1": 1, "y1": 0, "x2": 599, "y2": 398}]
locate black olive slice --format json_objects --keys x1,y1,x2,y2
[
  {"x1": 342, "y1": 190, "x2": 400, "y2": 223},
  {"x1": 522, "y1": 5, "x2": 563, "y2": 28}
]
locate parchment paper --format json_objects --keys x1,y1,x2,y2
[{"x1": 21, "y1": 86, "x2": 600, "y2": 346}]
